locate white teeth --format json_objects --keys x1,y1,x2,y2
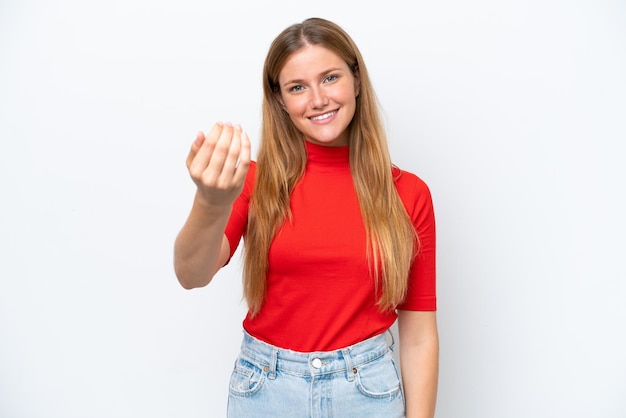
[{"x1": 310, "y1": 111, "x2": 336, "y2": 121}]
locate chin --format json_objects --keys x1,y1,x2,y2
[{"x1": 307, "y1": 131, "x2": 348, "y2": 146}]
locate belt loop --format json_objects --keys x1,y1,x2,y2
[
  {"x1": 268, "y1": 348, "x2": 278, "y2": 380},
  {"x1": 342, "y1": 349, "x2": 355, "y2": 382}
]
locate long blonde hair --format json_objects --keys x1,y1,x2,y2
[{"x1": 243, "y1": 17, "x2": 417, "y2": 316}]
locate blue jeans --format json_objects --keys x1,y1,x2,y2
[{"x1": 227, "y1": 330, "x2": 406, "y2": 418}]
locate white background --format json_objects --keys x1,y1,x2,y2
[{"x1": 1, "y1": 0, "x2": 625, "y2": 417}]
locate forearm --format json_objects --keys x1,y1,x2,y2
[
  {"x1": 398, "y1": 311, "x2": 439, "y2": 418},
  {"x1": 174, "y1": 192, "x2": 232, "y2": 289}
]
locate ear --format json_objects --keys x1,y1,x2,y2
[
  {"x1": 353, "y1": 66, "x2": 361, "y2": 98},
  {"x1": 354, "y1": 76, "x2": 361, "y2": 98}
]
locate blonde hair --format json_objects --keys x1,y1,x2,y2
[{"x1": 243, "y1": 17, "x2": 417, "y2": 316}]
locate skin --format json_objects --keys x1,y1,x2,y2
[
  {"x1": 174, "y1": 122, "x2": 250, "y2": 289},
  {"x1": 276, "y1": 44, "x2": 360, "y2": 147},
  {"x1": 399, "y1": 310, "x2": 439, "y2": 418},
  {"x1": 174, "y1": 44, "x2": 438, "y2": 418}
]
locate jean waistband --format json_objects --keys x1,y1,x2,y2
[{"x1": 238, "y1": 330, "x2": 394, "y2": 379}]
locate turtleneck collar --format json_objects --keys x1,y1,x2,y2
[{"x1": 305, "y1": 140, "x2": 350, "y2": 174}]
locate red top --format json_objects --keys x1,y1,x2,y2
[{"x1": 224, "y1": 141, "x2": 436, "y2": 352}]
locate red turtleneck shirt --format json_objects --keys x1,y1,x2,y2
[{"x1": 224, "y1": 141, "x2": 436, "y2": 352}]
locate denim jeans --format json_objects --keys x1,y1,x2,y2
[{"x1": 226, "y1": 330, "x2": 405, "y2": 418}]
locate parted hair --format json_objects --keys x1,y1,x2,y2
[{"x1": 243, "y1": 17, "x2": 417, "y2": 317}]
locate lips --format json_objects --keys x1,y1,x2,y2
[{"x1": 309, "y1": 110, "x2": 338, "y2": 121}]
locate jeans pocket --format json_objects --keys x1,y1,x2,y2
[
  {"x1": 228, "y1": 356, "x2": 267, "y2": 397},
  {"x1": 354, "y1": 352, "x2": 403, "y2": 399}
]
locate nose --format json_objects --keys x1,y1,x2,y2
[{"x1": 309, "y1": 87, "x2": 328, "y2": 109}]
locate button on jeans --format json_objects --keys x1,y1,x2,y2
[{"x1": 227, "y1": 330, "x2": 406, "y2": 418}]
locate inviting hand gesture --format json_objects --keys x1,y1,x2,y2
[{"x1": 186, "y1": 122, "x2": 251, "y2": 209}]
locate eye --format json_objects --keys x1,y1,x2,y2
[
  {"x1": 323, "y1": 74, "x2": 338, "y2": 83},
  {"x1": 288, "y1": 85, "x2": 304, "y2": 93}
]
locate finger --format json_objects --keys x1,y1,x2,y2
[
  {"x1": 232, "y1": 131, "x2": 251, "y2": 185},
  {"x1": 203, "y1": 123, "x2": 236, "y2": 183},
  {"x1": 185, "y1": 131, "x2": 205, "y2": 168},
  {"x1": 219, "y1": 125, "x2": 243, "y2": 182},
  {"x1": 194, "y1": 131, "x2": 205, "y2": 148},
  {"x1": 188, "y1": 122, "x2": 224, "y2": 176}
]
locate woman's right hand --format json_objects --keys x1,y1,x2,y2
[{"x1": 186, "y1": 122, "x2": 251, "y2": 209}]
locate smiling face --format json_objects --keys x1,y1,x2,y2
[{"x1": 276, "y1": 44, "x2": 360, "y2": 147}]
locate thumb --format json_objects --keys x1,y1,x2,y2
[{"x1": 186, "y1": 131, "x2": 205, "y2": 168}]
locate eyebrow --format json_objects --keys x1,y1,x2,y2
[{"x1": 281, "y1": 67, "x2": 344, "y2": 87}]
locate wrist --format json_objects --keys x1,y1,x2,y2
[{"x1": 193, "y1": 191, "x2": 234, "y2": 215}]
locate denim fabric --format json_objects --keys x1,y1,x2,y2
[{"x1": 227, "y1": 330, "x2": 405, "y2": 418}]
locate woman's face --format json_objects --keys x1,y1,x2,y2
[{"x1": 277, "y1": 44, "x2": 360, "y2": 147}]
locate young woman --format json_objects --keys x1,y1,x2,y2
[{"x1": 174, "y1": 17, "x2": 438, "y2": 418}]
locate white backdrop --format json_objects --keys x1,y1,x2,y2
[{"x1": 1, "y1": 0, "x2": 625, "y2": 417}]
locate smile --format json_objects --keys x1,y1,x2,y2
[{"x1": 309, "y1": 110, "x2": 337, "y2": 121}]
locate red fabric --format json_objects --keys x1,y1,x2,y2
[{"x1": 224, "y1": 141, "x2": 436, "y2": 352}]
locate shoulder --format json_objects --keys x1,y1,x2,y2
[
  {"x1": 240, "y1": 160, "x2": 257, "y2": 196},
  {"x1": 393, "y1": 166, "x2": 432, "y2": 198},
  {"x1": 392, "y1": 166, "x2": 434, "y2": 217},
  {"x1": 248, "y1": 160, "x2": 257, "y2": 172},
  {"x1": 246, "y1": 160, "x2": 257, "y2": 181}
]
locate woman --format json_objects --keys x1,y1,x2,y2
[{"x1": 174, "y1": 17, "x2": 438, "y2": 418}]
